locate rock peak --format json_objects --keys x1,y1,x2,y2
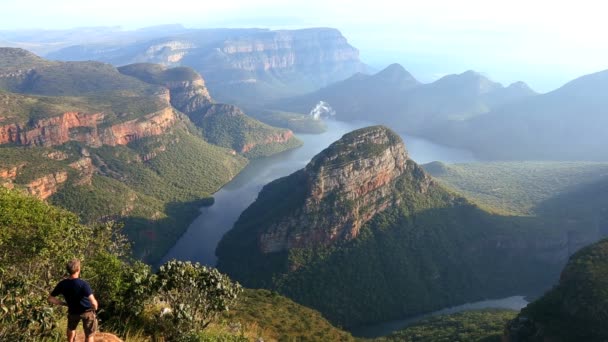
[{"x1": 307, "y1": 125, "x2": 406, "y2": 172}]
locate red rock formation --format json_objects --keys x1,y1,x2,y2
[
  {"x1": 100, "y1": 107, "x2": 177, "y2": 146},
  {"x1": 0, "y1": 107, "x2": 177, "y2": 148},
  {"x1": 257, "y1": 126, "x2": 421, "y2": 253},
  {"x1": 25, "y1": 171, "x2": 68, "y2": 200}
]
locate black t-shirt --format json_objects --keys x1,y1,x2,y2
[{"x1": 50, "y1": 278, "x2": 93, "y2": 314}]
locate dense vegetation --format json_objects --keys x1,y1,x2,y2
[
  {"x1": 197, "y1": 105, "x2": 303, "y2": 158},
  {"x1": 0, "y1": 188, "x2": 356, "y2": 341},
  {"x1": 424, "y1": 161, "x2": 608, "y2": 215},
  {"x1": 507, "y1": 239, "x2": 608, "y2": 342},
  {"x1": 217, "y1": 157, "x2": 566, "y2": 328},
  {"x1": 1, "y1": 118, "x2": 247, "y2": 263},
  {"x1": 379, "y1": 309, "x2": 517, "y2": 342}
]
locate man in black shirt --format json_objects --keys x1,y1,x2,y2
[{"x1": 48, "y1": 259, "x2": 99, "y2": 342}]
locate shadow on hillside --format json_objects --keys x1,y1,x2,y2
[{"x1": 122, "y1": 197, "x2": 214, "y2": 266}]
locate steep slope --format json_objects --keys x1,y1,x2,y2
[
  {"x1": 277, "y1": 65, "x2": 535, "y2": 134},
  {"x1": 435, "y1": 69, "x2": 608, "y2": 160},
  {"x1": 47, "y1": 28, "x2": 369, "y2": 106},
  {"x1": 505, "y1": 239, "x2": 608, "y2": 342},
  {"x1": 117, "y1": 63, "x2": 301, "y2": 157},
  {"x1": 216, "y1": 126, "x2": 579, "y2": 328},
  {"x1": 0, "y1": 49, "x2": 248, "y2": 262}
]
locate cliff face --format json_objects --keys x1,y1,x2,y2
[
  {"x1": 258, "y1": 126, "x2": 412, "y2": 253},
  {"x1": 0, "y1": 107, "x2": 177, "y2": 147},
  {"x1": 214, "y1": 29, "x2": 361, "y2": 72},
  {"x1": 25, "y1": 171, "x2": 68, "y2": 200},
  {"x1": 49, "y1": 28, "x2": 368, "y2": 105}
]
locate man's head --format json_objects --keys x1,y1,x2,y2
[{"x1": 66, "y1": 259, "x2": 81, "y2": 276}]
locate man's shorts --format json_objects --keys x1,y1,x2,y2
[{"x1": 67, "y1": 310, "x2": 97, "y2": 336}]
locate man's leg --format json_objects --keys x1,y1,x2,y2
[
  {"x1": 66, "y1": 314, "x2": 79, "y2": 342},
  {"x1": 82, "y1": 311, "x2": 98, "y2": 342},
  {"x1": 67, "y1": 329, "x2": 76, "y2": 342}
]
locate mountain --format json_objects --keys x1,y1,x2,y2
[
  {"x1": 276, "y1": 65, "x2": 535, "y2": 134},
  {"x1": 433, "y1": 69, "x2": 608, "y2": 161},
  {"x1": 46, "y1": 27, "x2": 369, "y2": 106},
  {"x1": 216, "y1": 126, "x2": 583, "y2": 328},
  {"x1": 118, "y1": 63, "x2": 302, "y2": 157},
  {"x1": 505, "y1": 238, "x2": 608, "y2": 341},
  {"x1": 0, "y1": 48, "x2": 296, "y2": 262}
]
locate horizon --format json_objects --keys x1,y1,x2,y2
[{"x1": 3, "y1": 1, "x2": 608, "y2": 92}]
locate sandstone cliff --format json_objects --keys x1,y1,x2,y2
[
  {"x1": 0, "y1": 107, "x2": 177, "y2": 147},
  {"x1": 48, "y1": 28, "x2": 368, "y2": 105},
  {"x1": 258, "y1": 126, "x2": 415, "y2": 253}
]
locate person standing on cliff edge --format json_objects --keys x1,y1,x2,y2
[{"x1": 48, "y1": 259, "x2": 99, "y2": 342}]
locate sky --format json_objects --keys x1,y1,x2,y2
[{"x1": 2, "y1": 0, "x2": 608, "y2": 92}]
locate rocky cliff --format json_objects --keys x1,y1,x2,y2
[
  {"x1": 48, "y1": 28, "x2": 369, "y2": 105},
  {"x1": 0, "y1": 107, "x2": 177, "y2": 147},
  {"x1": 216, "y1": 126, "x2": 577, "y2": 328},
  {"x1": 258, "y1": 126, "x2": 413, "y2": 253}
]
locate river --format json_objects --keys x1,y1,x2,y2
[
  {"x1": 161, "y1": 120, "x2": 525, "y2": 337},
  {"x1": 162, "y1": 119, "x2": 477, "y2": 265}
]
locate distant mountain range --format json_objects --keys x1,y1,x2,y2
[
  {"x1": 40, "y1": 27, "x2": 369, "y2": 106},
  {"x1": 278, "y1": 61, "x2": 608, "y2": 161},
  {"x1": 276, "y1": 63, "x2": 536, "y2": 134},
  {"x1": 433, "y1": 69, "x2": 608, "y2": 161}
]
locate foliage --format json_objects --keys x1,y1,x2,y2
[
  {"x1": 0, "y1": 188, "x2": 246, "y2": 341},
  {"x1": 377, "y1": 309, "x2": 517, "y2": 342},
  {"x1": 0, "y1": 188, "x2": 125, "y2": 339},
  {"x1": 223, "y1": 289, "x2": 354, "y2": 341},
  {"x1": 152, "y1": 261, "x2": 242, "y2": 339}
]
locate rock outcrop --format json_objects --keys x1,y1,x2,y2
[
  {"x1": 0, "y1": 107, "x2": 177, "y2": 147},
  {"x1": 25, "y1": 171, "x2": 68, "y2": 199},
  {"x1": 258, "y1": 126, "x2": 413, "y2": 253}
]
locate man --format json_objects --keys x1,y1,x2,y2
[{"x1": 48, "y1": 259, "x2": 99, "y2": 342}]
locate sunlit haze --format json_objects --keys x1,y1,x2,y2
[{"x1": 3, "y1": 0, "x2": 608, "y2": 91}]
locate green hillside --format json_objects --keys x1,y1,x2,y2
[
  {"x1": 506, "y1": 239, "x2": 608, "y2": 341},
  {"x1": 119, "y1": 63, "x2": 304, "y2": 158},
  {"x1": 0, "y1": 187, "x2": 354, "y2": 341},
  {"x1": 216, "y1": 128, "x2": 574, "y2": 329},
  {"x1": 424, "y1": 161, "x2": 608, "y2": 215},
  {"x1": 379, "y1": 309, "x2": 517, "y2": 342}
]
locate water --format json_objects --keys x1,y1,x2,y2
[
  {"x1": 351, "y1": 296, "x2": 529, "y2": 338},
  {"x1": 161, "y1": 119, "x2": 476, "y2": 265}
]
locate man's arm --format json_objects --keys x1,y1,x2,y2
[
  {"x1": 88, "y1": 294, "x2": 98, "y2": 311},
  {"x1": 47, "y1": 295, "x2": 67, "y2": 307}
]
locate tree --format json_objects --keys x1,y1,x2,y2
[{"x1": 154, "y1": 260, "x2": 242, "y2": 338}]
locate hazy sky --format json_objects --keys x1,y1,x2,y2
[{"x1": 2, "y1": 0, "x2": 608, "y2": 92}]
